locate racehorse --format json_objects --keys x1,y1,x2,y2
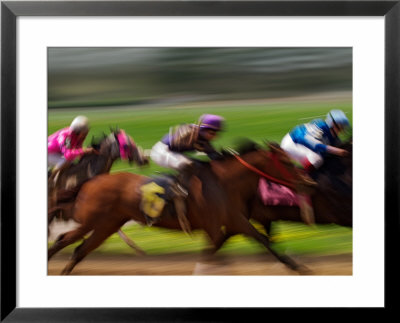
[
  {"x1": 249, "y1": 142, "x2": 352, "y2": 237},
  {"x1": 48, "y1": 128, "x2": 148, "y2": 227},
  {"x1": 48, "y1": 141, "x2": 315, "y2": 275}
]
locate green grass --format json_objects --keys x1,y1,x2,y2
[
  {"x1": 48, "y1": 100, "x2": 352, "y2": 176},
  {"x1": 52, "y1": 221, "x2": 352, "y2": 256},
  {"x1": 48, "y1": 100, "x2": 353, "y2": 256}
]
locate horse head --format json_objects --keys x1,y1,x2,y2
[
  {"x1": 90, "y1": 128, "x2": 148, "y2": 166},
  {"x1": 113, "y1": 129, "x2": 149, "y2": 166},
  {"x1": 316, "y1": 141, "x2": 352, "y2": 176},
  {"x1": 314, "y1": 140, "x2": 352, "y2": 197}
]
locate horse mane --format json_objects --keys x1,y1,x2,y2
[
  {"x1": 89, "y1": 132, "x2": 108, "y2": 150},
  {"x1": 220, "y1": 138, "x2": 261, "y2": 158},
  {"x1": 63, "y1": 132, "x2": 114, "y2": 178},
  {"x1": 223, "y1": 138, "x2": 284, "y2": 159}
]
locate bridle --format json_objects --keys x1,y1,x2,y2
[
  {"x1": 233, "y1": 151, "x2": 297, "y2": 189},
  {"x1": 114, "y1": 130, "x2": 135, "y2": 161}
]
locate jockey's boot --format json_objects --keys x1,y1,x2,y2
[
  {"x1": 144, "y1": 214, "x2": 158, "y2": 226},
  {"x1": 170, "y1": 163, "x2": 194, "y2": 234},
  {"x1": 172, "y1": 193, "x2": 191, "y2": 234},
  {"x1": 175, "y1": 163, "x2": 195, "y2": 197}
]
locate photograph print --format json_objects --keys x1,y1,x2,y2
[{"x1": 47, "y1": 47, "x2": 352, "y2": 276}]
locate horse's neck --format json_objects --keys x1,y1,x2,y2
[
  {"x1": 99, "y1": 137, "x2": 119, "y2": 167},
  {"x1": 68, "y1": 154, "x2": 114, "y2": 182},
  {"x1": 211, "y1": 153, "x2": 262, "y2": 192},
  {"x1": 93, "y1": 156, "x2": 113, "y2": 173},
  {"x1": 317, "y1": 153, "x2": 352, "y2": 182}
]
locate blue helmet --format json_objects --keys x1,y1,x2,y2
[{"x1": 326, "y1": 110, "x2": 350, "y2": 129}]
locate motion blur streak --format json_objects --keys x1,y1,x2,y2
[{"x1": 48, "y1": 48, "x2": 351, "y2": 109}]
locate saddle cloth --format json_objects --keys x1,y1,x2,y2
[
  {"x1": 258, "y1": 178, "x2": 300, "y2": 206},
  {"x1": 139, "y1": 175, "x2": 176, "y2": 219}
]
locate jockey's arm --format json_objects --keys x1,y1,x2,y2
[
  {"x1": 299, "y1": 136, "x2": 348, "y2": 157},
  {"x1": 62, "y1": 147, "x2": 84, "y2": 161},
  {"x1": 296, "y1": 134, "x2": 328, "y2": 154},
  {"x1": 205, "y1": 148, "x2": 223, "y2": 160},
  {"x1": 325, "y1": 145, "x2": 349, "y2": 157},
  {"x1": 199, "y1": 140, "x2": 223, "y2": 160},
  {"x1": 168, "y1": 124, "x2": 198, "y2": 151},
  {"x1": 62, "y1": 146, "x2": 94, "y2": 161}
]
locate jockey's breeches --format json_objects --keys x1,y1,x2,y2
[
  {"x1": 48, "y1": 153, "x2": 67, "y2": 169},
  {"x1": 281, "y1": 133, "x2": 324, "y2": 168},
  {"x1": 150, "y1": 141, "x2": 191, "y2": 170}
]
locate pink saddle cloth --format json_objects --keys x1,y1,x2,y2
[{"x1": 258, "y1": 178, "x2": 300, "y2": 206}]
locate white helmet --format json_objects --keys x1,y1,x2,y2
[{"x1": 70, "y1": 116, "x2": 89, "y2": 133}]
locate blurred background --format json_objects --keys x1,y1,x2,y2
[
  {"x1": 49, "y1": 47, "x2": 351, "y2": 108},
  {"x1": 48, "y1": 48, "x2": 352, "y2": 275}
]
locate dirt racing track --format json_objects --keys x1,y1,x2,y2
[
  {"x1": 48, "y1": 220, "x2": 352, "y2": 276},
  {"x1": 48, "y1": 252, "x2": 352, "y2": 276}
]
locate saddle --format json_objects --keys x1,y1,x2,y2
[
  {"x1": 258, "y1": 178, "x2": 299, "y2": 206},
  {"x1": 139, "y1": 174, "x2": 191, "y2": 233},
  {"x1": 258, "y1": 178, "x2": 315, "y2": 225}
]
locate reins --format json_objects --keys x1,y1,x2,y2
[{"x1": 233, "y1": 152, "x2": 295, "y2": 188}]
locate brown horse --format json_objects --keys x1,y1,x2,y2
[
  {"x1": 48, "y1": 129, "x2": 148, "y2": 226},
  {"x1": 48, "y1": 141, "x2": 315, "y2": 275},
  {"x1": 250, "y1": 142, "x2": 352, "y2": 237}
]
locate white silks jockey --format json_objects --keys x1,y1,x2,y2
[
  {"x1": 150, "y1": 114, "x2": 225, "y2": 173},
  {"x1": 149, "y1": 114, "x2": 225, "y2": 232},
  {"x1": 281, "y1": 109, "x2": 350, "y2": 172}
]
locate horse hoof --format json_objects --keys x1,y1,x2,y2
[{"x1": 297, "y1": 265, "x2": 312, "y2": 275}]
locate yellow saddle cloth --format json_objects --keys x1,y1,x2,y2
[
  {"x1": 139, "y1": 176, "x2": 177, "y2": 219},
  {"x1": 140, "y1": 181, "x2": 166, "y2": 219}
]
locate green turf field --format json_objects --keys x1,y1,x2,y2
[{"x1": 48, "y1": 99, "x2": 353, "y2": 256}]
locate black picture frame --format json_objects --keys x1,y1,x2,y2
[{"x1": 1, "y1": 1, "x2": 398, "y2": 321}]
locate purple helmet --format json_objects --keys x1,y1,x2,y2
[{"x1": 199, "y1": 114, "x2": 225, "y2": 131}]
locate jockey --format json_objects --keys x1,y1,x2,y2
[
  {"x1": 150, "y1": 114, "x2": 224, "y2": 190},
  {"x1": 281, "y1": 109, "x2": 351, "y2": 173},
  {"x1": 280, "y1": 109, "x2": 350, "y2": 225},
  {"x1": 48, "y1": 115, "x2": 95, "y2": 177}
]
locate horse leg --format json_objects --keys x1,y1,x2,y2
[
  {"x1": 48, "y1": 208, "x2": 57, "y2": 225},
  {"x1": 207, "y1": 232, "x2": 238, "y2": 267},
  {"x1": 48, "y1": 225, "x2": 91, "y2": 260},
  {"x1": 117, "y1": 229, "x2": 146, "y2": 256},
  {"x1": 234, "y1": 215, "x2": 310, "y2": 274},
  {"x1": 203, "y1": 230, "x2": 233, "y2": 256},
  {"x1": 60, "y1": 223, "x2": 121, "y2": 275},
  {"x1": 48, "y1": 207, "x2": 60, "y2": 235},
  {"x1": 200, "y1": 231, "x2": 233, "y2": 264},
  {"x1": 263, "y1": 221, "x2": 273, "y2": 238},
  {"x1": 48, "y1": 206, "x2": 65, "y2": 226}
]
